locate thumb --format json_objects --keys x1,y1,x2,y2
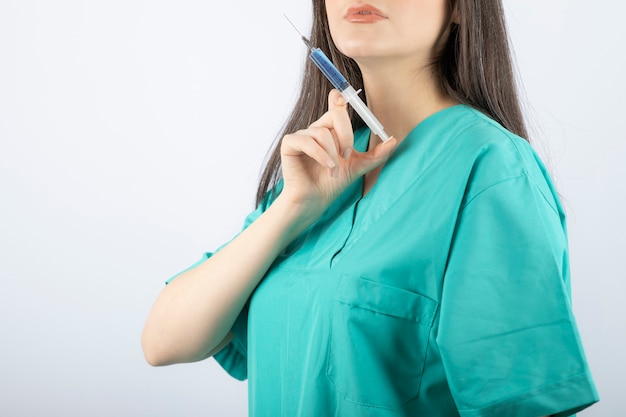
[{"x1": 347, "y1": 137, "x2": 398, "y2": 178}]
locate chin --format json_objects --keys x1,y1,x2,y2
[{"x1": 337, "y1": 41, "x2": 383, "y2": 62}]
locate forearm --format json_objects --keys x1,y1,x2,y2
[
  {"x1": 141, "y1": 195, "x2": 313, "y2": 366},
  {"x1": 142, "y1": 89, "x2": 396, "y2": 367}
]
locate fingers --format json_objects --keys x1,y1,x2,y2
[
  {"x1": 347, "y1": 136, "x2": 398, "y2": 178},
  {"x1": 309, "y1": 90, "x2": 353, "y2": 152},
  {"x1": 327, "y1": 89, "x2": 345, "y2": 112},
  {"x1": 281, "y1": 89, "x2": 354, "y2": 181},
  {"x1": 281, "y1": 129, "x2": 339, "y2": 173}
]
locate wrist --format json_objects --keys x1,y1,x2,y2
[{"x1": 270, "y1": 194, "x2": 324, "y2": 240}]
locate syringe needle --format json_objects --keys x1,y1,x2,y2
[
  {"x1": 283, "y1": 14, "x2": 303, "y2": 36},
  {"x1": 283, "y1": 14, "x2": 313, "y2": 49}
]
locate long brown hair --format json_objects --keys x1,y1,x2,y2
[{"x1": 256, "y1": 0, "x2": 528, "y2": 206}]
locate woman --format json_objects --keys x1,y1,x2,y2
[{"x1": 142, "y1": 0, "x2": 599, "y2": 415}]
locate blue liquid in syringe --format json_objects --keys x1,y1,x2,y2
[
  {"x1": 289, "y1": 23, "x2": 391, "y2": 141},
  {"x1": 309, "y1": 49, "x2": 350, "y2": 91}
]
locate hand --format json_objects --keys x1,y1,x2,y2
[{"x1": 279, "y1": 89, "x2": 398, "y2": 220}]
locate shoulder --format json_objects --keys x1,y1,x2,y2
[
  {"x1": 416, "y1": 104, "x2": 534, "y2": 178},
  {"x1": 450, "y1": 106, "x2": 531, "y2": 178},
  {"x1": 444, "y1": 106, "x2": 560, "y2": 213}
]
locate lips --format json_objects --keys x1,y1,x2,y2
[{"x1": 344, "y1": 4, "x2": 387, "y2": 23}]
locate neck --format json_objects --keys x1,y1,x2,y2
[{"x1": 358, "y1": 58, "x2": 458, "y2": 145}]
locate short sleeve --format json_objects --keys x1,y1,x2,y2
[
  {"x1": 436, "y1": 174, "x2": 599, "y2": 417},
  {"x1": 165, "y1": 182, "x2": 282, "y2": 380}
]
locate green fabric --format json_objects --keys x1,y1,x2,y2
[{"x1": 172, "y1": 105, "x2": 598, "y2": 416}]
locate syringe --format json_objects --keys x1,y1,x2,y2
[{"x1": 285, "y1": 17, "x2": 392, "y2": 142}]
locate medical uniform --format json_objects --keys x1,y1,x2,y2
[{"x1": 169, "y1": 105, "x2": 598, "y2": 416}]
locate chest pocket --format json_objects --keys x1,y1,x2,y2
[{"x1": 326, "y1": 274, "x2": 437, "y2": 410}]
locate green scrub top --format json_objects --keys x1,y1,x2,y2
[{"x1": 169, "y1": 105, "x2": 598, "y2": 416}]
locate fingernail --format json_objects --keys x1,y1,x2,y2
[
  {"x1": 332, "y1": 166, "x2": 339, "y2": 178},
  {"x1": 326, "y1": 159, "x2": 336, "y2": 169},
  {"x1": 342, "y1": 148, "x2": 352, "y2": 159}
]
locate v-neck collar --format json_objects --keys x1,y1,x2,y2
[
  {"x1": 329, "y1": 105, "x2": 469, "y2": 266},
  {"x1": 284, "y1": 104, "x2": 471, "y2": 269}
]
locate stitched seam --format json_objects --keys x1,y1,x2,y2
[
  {"x1": 456, "y1": 372, "x2": 594, "y2": 414},
  {"x1": 461, "y1": 174, "x2": 527, "y2": 209},
  {"x1": 334, "y1": 300, "x2": 436, "y2": 325}
]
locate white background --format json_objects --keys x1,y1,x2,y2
[{"x1": 0, "y1": 1, "x2": 623, "y2": 416}]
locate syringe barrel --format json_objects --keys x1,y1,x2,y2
[
  {"x1": 309, "y1": 48, "x2": 350, "y2": 91},
  {"x1": 340, "y1": 86, "x2": 391, "y2": 142},
  {"x1": 307, "y1": 46, "x2": 391, "y2": 142}
]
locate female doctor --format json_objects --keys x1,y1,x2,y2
[{"x1": 142, "y1": 0, "x2": 599, "y2": 415}]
